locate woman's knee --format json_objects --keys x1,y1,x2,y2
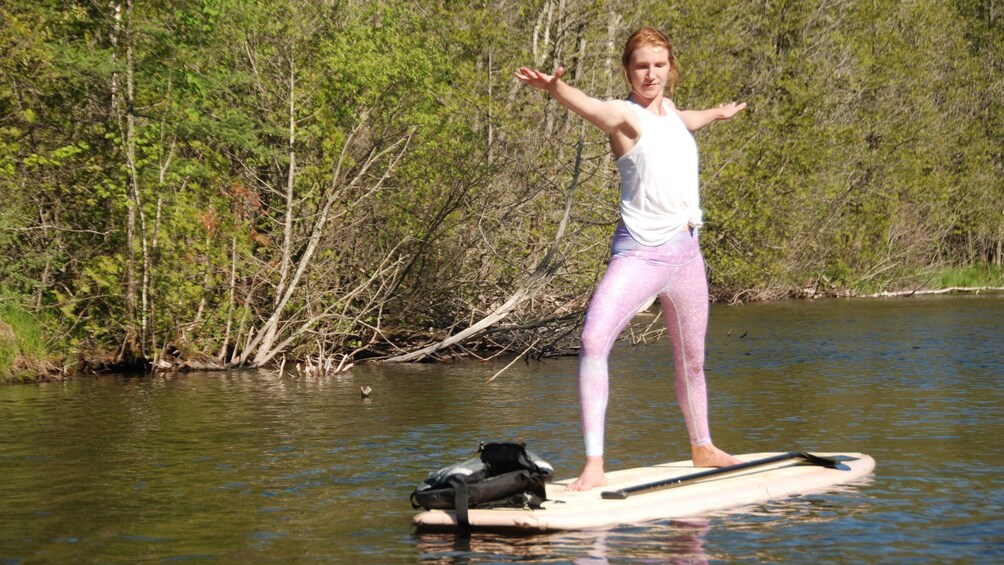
[
  {"x1": 580, "y1": 323, "x2": 614, "y2": 358},
  {"x1": 681, "y1": 357, "x2": 704, "y2": 378}
]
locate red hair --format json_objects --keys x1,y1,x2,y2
[{"x1": 621, "y1": 27, "x2": 680, "y2": 95}]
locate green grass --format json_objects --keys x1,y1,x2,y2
[
  {"x1": 934, "y1": 264, "x2": 1004, "y2": 288},
  {"x1": 0, "y1": 303, "x2": 51, "y2": 384}
]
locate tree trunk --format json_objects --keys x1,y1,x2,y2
[
  {"x1": 217, "y1": 233, "x2": 239, "y2": 364},
  {"x1": 114, "y1": 0, "x2": 144, "y2": 363},
  {"x1": 276, "y1": 58, "x2": 296, "y2": 306}
]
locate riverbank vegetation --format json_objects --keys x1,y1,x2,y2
[
  {"x1": 0, "y1": 303, "x2": 59, "y2": 383},
  {"x1": 2, "y1": 0, "x2": 1002, "y2": 380}
]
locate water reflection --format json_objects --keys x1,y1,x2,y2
[
  {"x1": 411, "y1": 480, "x2": 882, "y2": 563},
  {"x1": 415, "y1": 519, "x2": 711, "y2": 564},
  {"x1": 0, "y1": 296, "x2": 1001, "y2": 562}
]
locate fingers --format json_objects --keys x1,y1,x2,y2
[
  {"x1": 514, "y1": 67, "x2": 545, "y2": 85},
  {"x1": 719, "y1": 101, "x2": 748, "y2": 117},
  {"x1": 513, "y1": 66, "x2": 564, "y2": 87},
  {"x1": 517, "y1": 68, "x2": 548, "y2": 81}
]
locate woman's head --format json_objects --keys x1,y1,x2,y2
[{"x1": 621, "y1": 27, "x2": 679, "y2": 98}]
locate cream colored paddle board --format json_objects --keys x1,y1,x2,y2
[{"x1": 412, "y1": 451, "x2": 875, "y2": 532}]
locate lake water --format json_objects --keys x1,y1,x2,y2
[{"x1": 1, "y1": 296, "x2": 1002, "y2": 563}]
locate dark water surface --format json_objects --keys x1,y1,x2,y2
[{"x1": 1, "y1": 296, "x2": 1002, "y2": 563}]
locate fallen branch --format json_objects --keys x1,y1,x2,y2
[
  {"x1": 381, "y1": 136, "x2": 587, "y2": 363},
  {"x1": 864, "y1": 286, "x2": 1004, "y2": 298}
]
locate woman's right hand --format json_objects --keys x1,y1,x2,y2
[{"x1": 514, "y1": 66, "x2": 565, "y2": 92}]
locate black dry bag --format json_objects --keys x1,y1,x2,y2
[{"x1": 410, "y1": 442, "x2": 554, "y2": 530}]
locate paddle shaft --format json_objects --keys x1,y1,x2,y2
[{"x1": 600, "y1": 451, "x2": 844, "y2": 500}]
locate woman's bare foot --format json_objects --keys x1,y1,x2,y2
[
  {"x1": 566, "y1": 455, "x2": 608, "y2": 491},
  {"x1": 691, "y1": 443, "x2": 744, "y2": 468}
]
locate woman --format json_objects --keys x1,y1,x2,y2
[{"x1": 515, "y1": 27, "x2": 746, "y2": 491}]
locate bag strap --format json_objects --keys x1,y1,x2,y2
[{"x1": 447, "y1": 475, "x2": 471, "y2": 531}]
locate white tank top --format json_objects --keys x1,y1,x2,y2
[{"x1": 615, "y1": 100, "x2": 701, "y2": 246}]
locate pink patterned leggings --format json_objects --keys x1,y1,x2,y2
[{"x1": 579, "y1": 225, "x2": 712, "y2": 456}]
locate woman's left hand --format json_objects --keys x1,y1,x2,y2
[{"x1": 717, "y1": 101, "x2": 747, "y2": 120}]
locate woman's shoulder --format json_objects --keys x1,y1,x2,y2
[
  {"x1": 602, "y1": 99, "x2": 646, "y2": 126},
  {"x1": 610, "y1": 98, "x2": 644, "y2": 116}
]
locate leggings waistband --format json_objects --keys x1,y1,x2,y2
[{"x1": 611, "y1": 223, "x2": 700, "y2": 264}]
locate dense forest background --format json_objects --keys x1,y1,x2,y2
[{"x1": 1, "y1": 0, "x2": 1001, "y2": 376}]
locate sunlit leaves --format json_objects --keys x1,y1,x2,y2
[{"x1": 1, "y1": 0, "x2": 1001, "y2": 366}]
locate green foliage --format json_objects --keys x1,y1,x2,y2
[{"x1": 1, "y1": 0, "x2": 1002, "y2": 367}]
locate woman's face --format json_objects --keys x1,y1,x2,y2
[{"x1": 627, "y1": 45, "x2": 670, "y2": 100}]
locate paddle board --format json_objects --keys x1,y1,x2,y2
[{"x1": 412, "y1": 451, "x2": 875, "y2": 532}]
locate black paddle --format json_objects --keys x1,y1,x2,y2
[{"x1": 600, "y1": 451, "x2": 855, "y2": 500}]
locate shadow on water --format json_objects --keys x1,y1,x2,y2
[{"x1": 0, "y1": 295, "x2": 1002, "y2": 562}]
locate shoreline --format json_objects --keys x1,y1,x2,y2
[{"x1": 4, "y1": 286, "x2": 1002, "y2": 386}]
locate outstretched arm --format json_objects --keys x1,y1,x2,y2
[
  {"x1": 515, "y1": 66, "x2": 635, "y2": 136},
  {"x1": 675, "y1": 101, "x2": 747, "y2": 132}
]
